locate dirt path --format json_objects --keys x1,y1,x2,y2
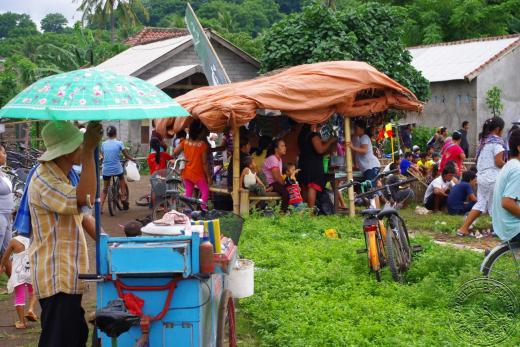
[{"x1": 0, "y1": 180, "x2": 151, "y2": 347}]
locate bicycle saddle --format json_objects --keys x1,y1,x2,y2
[
  {"x1": 165, "y1": 177, "x2": 182, "y2": 184},
  {"x1": 179, "y1": 195, "x2": 203, "y2": 206},
  {"x1": 361, "y1": 208, "x2": 381, "y2": 216},
  {"x1": 377, "y1": 208, "x2": 398, "y2": 219},
  {"x1": 95, "y1": 299, "x2": 140, "y2": 338}
]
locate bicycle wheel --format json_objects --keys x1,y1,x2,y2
[
  {"x1": 365, "y1": 231, "x2": 382, "y2": 282},
  {"x1": 108, "y1": 180, "x2": 119, "y2": 217},
  {"x1": 119, "y1": 182, "x2": 129, "y2": 210},
  {"x1": 135, "y1": 194, "x2": 151, "y2": 206},
  {"x1": 385, "y1": 215, "x2": 409, "y2": 282},
  {"x1": 390, "y1": 215, "x2": 412, "y2": 268},
  {"x1": 482, "y1": 242, "x2": 520, "y2": 289}
]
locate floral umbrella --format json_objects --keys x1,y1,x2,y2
[
  {"x1": 0, "y1": 68, "x2": 189, "y2": 275},
  {"x1": 0, "y1": 68, "x2": 188, "y2": 120}
]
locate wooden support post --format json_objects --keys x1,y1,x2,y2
[
  {"x1": 344, "y1": 117, "x2": 355, "y2": 217},
  {"x1": 240, "y1": 189, "x2": 250, "y2": 217},
  {"x1": 232, "y1": 122, "x2": 240, "y2": 214}
]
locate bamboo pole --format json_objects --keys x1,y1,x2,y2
[
  {"x1": 344, "y1": 117, "x2": 355, "y2": 217},
  {"x1": 232, "y1": 122, "x2": 240, "y2": 214}
]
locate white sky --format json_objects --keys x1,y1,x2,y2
[{"x1": 0, "y1": 0, "x2": 81, "y2": 29}]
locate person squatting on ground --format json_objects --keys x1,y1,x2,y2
[
  {"x1": 28, "y1": 121, "x2": 101, "y2": 347},
  {"x1": 423, "y1": 164, "x2": 458, "y2": 212},
  {"x1": 493, "y1": 128, "x2": 520, "y2": 242},
  {"x1": 447, "y1": 170, "x2": 477, "y2": 215},
  {"x1": 457, "y1": 117, "x2": 506, "y2": 237},
  {"x1": 174, "y1": 120, "x2": 211, "y2": 210},
  {"x1": 0, "y1": 235, "x2": 38, "y2": 329},
  {"x1": 100, "y1": 125, "x2": 134, "y2": 212}
]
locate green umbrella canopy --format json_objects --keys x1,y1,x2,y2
[{"x1": 0, "y1": 68, "x2": 189, "y2": 121}]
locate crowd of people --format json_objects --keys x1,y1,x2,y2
[{"x1": 0, "y1": 115, "x2": 519, "y2": 346}]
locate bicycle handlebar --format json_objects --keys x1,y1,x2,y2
[{"x1": 356, "y1": 177, "x2": 418, "y2": 199}]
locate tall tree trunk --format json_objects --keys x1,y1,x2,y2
[{"x1": 110, "y1": 2, "x2": 115, "y2": 43}]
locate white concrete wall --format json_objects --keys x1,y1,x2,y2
[
  {"x1": 476, "y1": 45, "x2": 520, "y2": 136},
  {"x1": 405, "y1": 80, "x2": 478, "y2": 154}
]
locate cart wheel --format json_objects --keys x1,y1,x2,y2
[{"x1": 217, "y1": 290, "x2": 237, "y2": 347}]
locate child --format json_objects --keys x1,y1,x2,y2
[
  {"x1": 447, "y1": 171, "x2": 477, "y2": 215},
  {"x1": 0, "y1": 235, "x2": 37, "y2": 329},
  {"x1": 417, "y1": 152, "x2": 434, "y2": 177},
  {"x1": 240, "y1": 156, "x2": 269, "y2": 195},
  {"x1": 432, "y1": 152, "x2": 441, "y2": 165},
  {"x1": 284, "y1": 163, "x2": 304, "y2": 207}
]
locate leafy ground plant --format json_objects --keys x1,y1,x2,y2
[{"x1": 236, "y1": 213, "x2": 518, "y2": 346}]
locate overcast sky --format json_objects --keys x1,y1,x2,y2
[{"x1": 0, "y1": 0, "x2": 81, "y2": 29}]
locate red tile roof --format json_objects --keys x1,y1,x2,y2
[{"x1": 125, "y1": 27, "x2": 190, "y2": 46}]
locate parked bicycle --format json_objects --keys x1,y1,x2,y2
[
  {"x1": 481, "y1": 237, "x2": 520, "y2": 291},
  {"x1": 339, "y1": 176, "x2": 421, "y2": 282}
]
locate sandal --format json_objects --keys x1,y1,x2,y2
[
  {"x1": 15, "y1": 320, "x2": 27, "y2": 329},
  {"x1": 25, "y1": 311, "x2": 38, "y2": 322},
  {"x1": 456, "y1": 231, "x2": 469, "y2": 237}
]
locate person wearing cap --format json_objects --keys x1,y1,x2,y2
[{"x1": 28, "y1": 121, "x2": 102, "y2": 347}]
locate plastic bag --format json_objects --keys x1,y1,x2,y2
[{"x1": 126, "y1": 161, "x2": 140, "y2": 182}]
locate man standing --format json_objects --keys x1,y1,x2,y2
[
  {"x1": 28, "y1": 121, "x2": 102, "y2": 347},
  {"x1": 459, "y1": 121, "x2": 470, "y2": 157}
]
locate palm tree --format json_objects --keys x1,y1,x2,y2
[{"x1": 75, "y1": 0, "x2": 148, "y2": 42}]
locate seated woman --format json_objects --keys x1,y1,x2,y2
[
  {"x1": 262, "y1": 139, "x2": 289, "y2": 212},
  {"x1": 447, "y1": 170, "x2": 477, "y2": 215}
]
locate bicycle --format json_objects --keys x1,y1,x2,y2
[
  {"x1": 151, "y1": 159, "x2": 200, "y2": 220},
  {"x1": 339, "y1": 176, "x2": 420, "y2": 282},
  {"x1": 481, "y1": 238, "x2": 520, "y2": 290},
  {"x1": 106, "y1": 159, "x2": 137, "y2": 217}
]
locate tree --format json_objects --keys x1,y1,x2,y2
[
  {"x1": 0, "y1": 12, "x2": 38, "y2": 39},
  {"x1": 77, "y1": 0, "x2": 149, "y2": 42},
  {"x1": 41, "y1": 13, "x2": 69, "y2": 33},
  {"x1": 486, "y1": 86, "x2": 504, "y2": 118},
  {"x1": 261, "y1": 3, "x2": 430, "y2": 101}
]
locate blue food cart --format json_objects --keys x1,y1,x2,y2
[{"x1": 94, "y1": 231, "x2": 237, "y2": 347}]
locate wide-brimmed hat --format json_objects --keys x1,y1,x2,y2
[{"x1": 39, "y1": 121, "x2": 84, "y2": 162}]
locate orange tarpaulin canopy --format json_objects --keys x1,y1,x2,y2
[{"x1": 156, "y1": 61, "x2": 423, "y2": 136}]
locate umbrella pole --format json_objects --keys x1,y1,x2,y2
[
  {"x1": 344, "y1": 118, "x2": 355, "y2": 217},
  {"x1": 95, "y1": 146, "x2": 101, "y2": 274},
  {"x1": 232, "y1": 123, "x2": 240, "y2": 214}
]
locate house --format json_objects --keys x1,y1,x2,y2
[
  {"x1": 404, "y1": 34, "x2": 520, "y2": 155},
  {"x1": 97, "y1": 27, "x2": 260, "y2": 151}
]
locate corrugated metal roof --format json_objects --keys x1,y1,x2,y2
[
  {"x1": 97, "y1": 35, "x2": 192, "y2": 75},
  {"x1": 408, "y1": 35, "x2": 520, "y2": 82},
  {"x1": 147, "y1": 64, "x2": 200, "y2": 88}
]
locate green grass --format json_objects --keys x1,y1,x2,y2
[
  {"x1": 0, "y1": 273, "x2": 8, "y2": 301},
  {"x1": 236, "y1": 213, "x2": 517, "y2": 346},
  {"x1": 400, "y1": 208, "x2": 492, "y2": 234}
]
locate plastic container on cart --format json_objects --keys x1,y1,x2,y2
[
  {"x1": 226, "y1": 259, "x2": 254, "y2": 298},
  {"x1": 199, "y1": 237, "x2": 215, "y2": 274}
]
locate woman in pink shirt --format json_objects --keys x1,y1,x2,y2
[
  {"x1": 439, "y1": 131, "x2": 466, "y2": 177},
  {"x1": 262, "y1": 139, "x2": 289, "y2": 212}
]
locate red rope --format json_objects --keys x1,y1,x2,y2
[{"x1": 114, "y1": 279, "x2": 180, "y2": 322}]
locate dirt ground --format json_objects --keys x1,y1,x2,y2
[{"x1": 0, "y1": 180, "x2": 152, "y2": 347}]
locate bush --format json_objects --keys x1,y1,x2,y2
[{"x1": 412, "y1": 125, "x2": 437, "y2": 151}]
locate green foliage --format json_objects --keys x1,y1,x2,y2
[
  {"x1": 485, "y1": 86, "x2": 504, "y2": 118},
  {"x1": 261, "y1": 3, "x2": 430, "y2": 101},
  {"x1": 412, "y1": 126, "x2": 437, "y2": 151},
  {"x1": 237, "y1": 213, "x2": 506, "y2": 346},
  {"x1": 0, "y1": 12, "x2": 38, "y2": 39},
  {"x1": 219, "y1": 32, "x2": 263, "y2": 59},
  {"x1": 41, "y1": 13, "x2": 69, "y2": 33}
]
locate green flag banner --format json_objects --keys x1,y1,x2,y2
[{"x1": 185, "y1": 3, "x2": 231, "y2": 86}]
